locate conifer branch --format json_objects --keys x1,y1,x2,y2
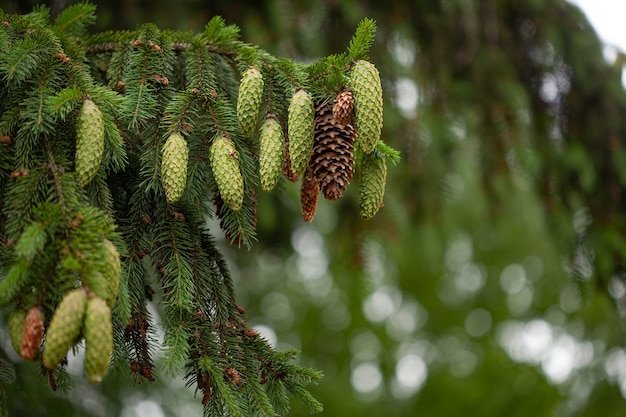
[{"x1": 1, "y1": 6, "x2": 385, "y2": 414}]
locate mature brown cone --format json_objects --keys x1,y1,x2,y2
[
  {"x1": 21, "y1": 306, "x2": 44, "y2": 360},
  {"x1": 301, "y1": 167, "x2": 320, "y2": 222},
  {"x1": 332, "y1": 90, "x2": 354, "y2": 125},
  {"x1": 310, "y1": 103, "x2": 356, "y2": 201}
]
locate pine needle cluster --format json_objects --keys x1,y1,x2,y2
[{"x1": 0, "y1": 3, "x2": 394, "y2": 415}]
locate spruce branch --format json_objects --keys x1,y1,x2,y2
[{"x1": 0, "y1": 5, "x2": 387, "y2": 415}]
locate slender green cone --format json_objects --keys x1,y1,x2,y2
[
  {"x1": 259, "y1": 116, "x2": 284, "y2": 191},
  {"x1": 288, "y1": 89, "x2": 315, "y2": 176},
  {"x1": 359, "y1": 152, "x2": 387, "y2": 219},
  {"x1": 8, "y1": 310, "x2": 26, "y2": 356},
  {"x1": 161, "y1": 132, "x2": 189, "y2": 203},
  {"x1": 102, "y1": 239, "x2": 121, "y2": 306},
  {"x1": 84, "y1": 297, "x2": 113, "y2": 384},
  {"x1": 43, "y1": 289, "x2": 88, "y2": 369},
  {"x1": 209, "y1": 135, "x2": 244, "y2": 211},
  {"x1": 237, "y1": 67, "x2": 264, "y2": 137},
  {"x1": 350, "y1": 60, "x2": 383, "y2": 154},
  {"x1": 82, "y1": 270, "x2": 111, "y2": 304},
  {"x1": 75, "y1": 98, "x2": 105, "y2": 187}
]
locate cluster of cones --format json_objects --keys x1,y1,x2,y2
[{"x1": 287, "y1": 90, "x2": 357, "y2": 222}]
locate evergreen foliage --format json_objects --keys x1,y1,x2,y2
[{"x1": 0, "y1": 3, "x2": 391, "y2": 416}]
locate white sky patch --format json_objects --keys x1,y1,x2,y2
[
  {"x1": 568, "y1": 0, "x2": 626, "y2": 86},
  {"x1": 568, "y1": 1, "x2": 626, "y2": 52}
]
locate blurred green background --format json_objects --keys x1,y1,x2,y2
[{"x1": 3, "y1": 0, "x2": 626, "y2": 416}]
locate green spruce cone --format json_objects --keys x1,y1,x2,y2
[
  {"x1": 43, "y1": 289, "x2": 88, "y2": 369},
  {"x1": 8, "y1": 310, "x2": 26, "y2": 356},
  {"x1": 259, "y1": 116, "x2": 284, "y2": 191},
  {"x1": 288, "y1": 89, "x2": 315, "y2": 176},
  {"x1": 210, "y1": 135, "x2": 244, "y2": 211},
  {"x1": 84, "y1": 296, "x2": 113, "y2": 384},
  {"x1": 349, "y1": 60, "x2": 383, "y2": 154},
  {"x1": 359, "y1": 152, "x2": 387, "y2": 220},
  {"x1": 82, "y1": 270, "x2": 111, "y2": 303},
  {"x1": 161, "y1": 132, "x2": 189, "y2": 203},
  {"x1": 75, "y1": 98, "x2": 105, "y2": 187},
  {"x1": 102, "y1": 239, "x2": 121, "y2": 306},
  {"x1": 237, "y1": 67, "x2": 264, "y2": 137}
]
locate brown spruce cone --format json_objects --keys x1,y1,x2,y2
[
  {"x1": 310, "y1": 103, "x2": 356, "y2": 201},
  {"x1": 21, "y1": 306, "x2": 44, "y2": 360},
  {"x1": 332, "y1": 90, "x2": 354, "y2": 125},
  {"x1": 301, "y1": 167, "x2": 320, "y2": 222}
]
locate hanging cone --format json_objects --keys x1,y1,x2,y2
[
  {"x1": 310, "y1": 103, "x2": 356, "y2": 201},
  {"x1": 349, "y1": 60, "x2": 383, "y2": 154},
  {"x1": 300, "y1": 167, "x2": 320, "y2": 222},
  {"x1": 282, "y1": 133, "x2": 298, "y2": 183},
  {"x1": 43, "y1": 289, "x2": 87, "y2": 369},
  {"x1": 332, "y1": 89, "x2": 354, "y2": 125},
  {"x1": 21, "y1": 306, "x2": 44, "y2": 360}
]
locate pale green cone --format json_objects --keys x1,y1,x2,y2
[
  {"x1": 237, "y1": 67, "x2": 264, "y2": 137},
  {"x1": 75, "y1": 98, "x2": 105, "y2": 187},
  {"x1": 210, "y1": 135, "x2": 244, "y2": 211},
  {"x1": 359, "y1": 152, "x2": 387, "y2": 219},
  {"x1": 8, "y1": 310, "x2": 26, "y2": 357},
  {"x1": 43, "y1": 289, "x2": 87, "y2": 369},
  {"x1": 259, "y1": 116, "x2": 284, "y2": 191},
  {"x1": 102, "y1": 239, "x2": 121, "y2": 306},
  {"x1": 84, "y1": 296, "x2": 113, "y2": 384},
  {"x1": 287, "y1": 89, "x2": 314, "y2": 176},
  {"x1": 161, "y1": 132, "x2": 189, "y2": 203},
  {"x1": 349, "y1": 60, "x2": 383, "y2": 154}
]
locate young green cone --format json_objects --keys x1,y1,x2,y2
[
  {"x1": 43, "y1": 289, "x2": 88, "y2": 369},
  {"x1": 237, "y1": 67, "x2": 264, "y2": 137},
  {"x1": 102, "y1": 239, "x2": 121, "y2": 306},
  {"x1": 8, "y1": 310, "x2": 26, "y2": 356},
  {"x1": 359, "y1": 151, "x2": 387, "y2": 220},
  {"x1": 259, "y1": 115, "x2": 284, "y2": 191},
  {"x1": 75, "y1": 98, "x2": 105, "y2": 187},
  {"x1": 288, "y1": 89, "x2": 315, "y2": 176},
  {"x1": 209, "y1": 135, "x2": 244, "y2": 211},
  {"x1": 161, "y1": 132, "x2": 189, "y2": 203},
  {"x1": 84, "y1": 296, "x2": 113, "y2": 384},
  {"x1": 349, "y1": 60, "x2": 383, "y2": 154}
]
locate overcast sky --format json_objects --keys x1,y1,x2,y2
[{"x1": 568, "y1": 0, "x2": 626, "y2": 52}]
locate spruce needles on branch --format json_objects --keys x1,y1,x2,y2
[{"x1": 0, "y1": 4, "x2": 395, "y2": 415}]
